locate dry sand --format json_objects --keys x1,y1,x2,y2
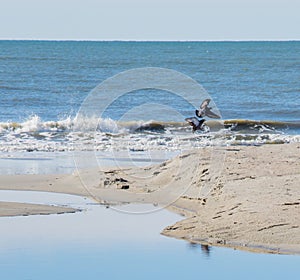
[{"x1": 0, "y1": 143, "x2": 299, "y2": 254}]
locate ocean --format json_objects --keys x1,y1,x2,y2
[{"x1": 1, "y1": 41, "x2": 300, "y2": 152}]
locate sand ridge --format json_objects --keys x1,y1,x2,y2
[{"x1": 0, "y1": 201, "x2": 78, "y2": 217}]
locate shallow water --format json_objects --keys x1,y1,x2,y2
[
  {"x1": 0, "y1": 191, "x2": 299, "y2": 280},
  {"x1": 0, "y1": 150, "x2": 178, "y2": 175}
]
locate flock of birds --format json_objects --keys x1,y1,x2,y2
[{"x1": 185, "y1": 99, "x2": 220, "y2": 132}]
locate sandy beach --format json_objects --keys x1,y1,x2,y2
[{"x1": 0, "y1": 143, "x2": 299, "y2": 254}]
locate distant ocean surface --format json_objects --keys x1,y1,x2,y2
[{"x1": 0, "y1": 40, "x2": 300, "y2": 152}]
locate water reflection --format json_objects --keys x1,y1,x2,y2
[
  {"x1": 0, "y1": 151, "x2": 178, "y2": 175},
  {"x1": 0, "y1": 199, "x2": 300, "y2": 280},
  {"x1": 188, "y1": 242, "x2": 211, "y2": 257}
]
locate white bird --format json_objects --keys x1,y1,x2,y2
[{"x1": 195, "y1": 99, "x2": 220, "y2": 119}]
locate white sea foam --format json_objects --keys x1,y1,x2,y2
[{"x1": 0, "y1": 115, "x2": 299, "y2": 152}]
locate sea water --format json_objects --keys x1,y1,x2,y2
[{"x1": 0, "y1": 41, "x2": 300, "y2": 152}]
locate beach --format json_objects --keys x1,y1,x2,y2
[
  {"x1": 1, "y1": 41, "x2": 300, "y2": 273},
  {"x1": 1, "y1": 142, "x2": 299, "y2": 254},
  {"x1": 1, "y1": 0, "x2": 300, "y2": 275}
]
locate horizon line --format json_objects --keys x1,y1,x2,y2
[{"x1": 0, "y1": 38, "x2": 300, "y2": 43}]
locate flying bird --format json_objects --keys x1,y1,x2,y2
[
  {"x1": 195, "y1": 98, "x2": 220, "y2": 119},
  {"x1": 185, "y1": 117, "x2": 206, "y2": 132}
]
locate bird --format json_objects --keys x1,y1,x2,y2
[
  {"x1": 195, "y1": 98, "x2": 220, "y2": 119},
  {"x1": 185, "y1": 117, "x2": 206, "y2": 132}
]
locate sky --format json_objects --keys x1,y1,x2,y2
[{"x1": 0, "y1": 0, "x2": 299, "y2": 41}]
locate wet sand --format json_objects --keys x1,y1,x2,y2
[
  {"x1": 0, "y1": 143, "x2": 299, "y2": 254},
  {"x1": 0, "y1": 201, "x2": 78, "y2": 217}
]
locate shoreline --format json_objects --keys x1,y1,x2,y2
[
  {"x1": 0, "y1": 143, "x2": 299, "y2": 254},
  {"x1": 0, "y1": 201, "x2": 78, "y2": 217}
]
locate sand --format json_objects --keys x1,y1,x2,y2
[
  {"x1": 0, "y1": 143, "x2": 299, "y2": 254},
  {"x1": 0, "y1": 201, "x2": 78, "y2": 217}
]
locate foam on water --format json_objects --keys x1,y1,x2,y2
[{"x1": 0, "y1": 115, "x2": 299, "y2": 152}]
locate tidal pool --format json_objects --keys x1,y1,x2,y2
[{"x1": 0, "y1": 191, "x2": 299, "y2": 280}]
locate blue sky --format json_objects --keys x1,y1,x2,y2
[{"x1": 0, "y1": 0, "x2": 299, "y2": 40}]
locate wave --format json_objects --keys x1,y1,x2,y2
[
  {"x1": 0, "y1": 115, "x2": 299, "y2": 152},
  {"x1": 0, "y1": 115, "x2": 73, "y2": 134},
  {"x1": 0, "y1": 115, "x2": 183, "y2": 135},
  {"x1": 1, "y1": 115, "x2": 299, "y2": 134},
  {"x1": 222, "y1": 119, "x2": 300, "y2": 132}
]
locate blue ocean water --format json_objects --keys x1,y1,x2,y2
[
  {"x1": 1, "y1": 40, "x2": 300, "y2": 120},
  {"x1": 0, "y1": 41, "x2": 300, "y2": 151}
]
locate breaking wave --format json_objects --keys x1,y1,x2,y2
[{"x1": 0, "y1": 115, "x2": 299, "y2": 152}]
